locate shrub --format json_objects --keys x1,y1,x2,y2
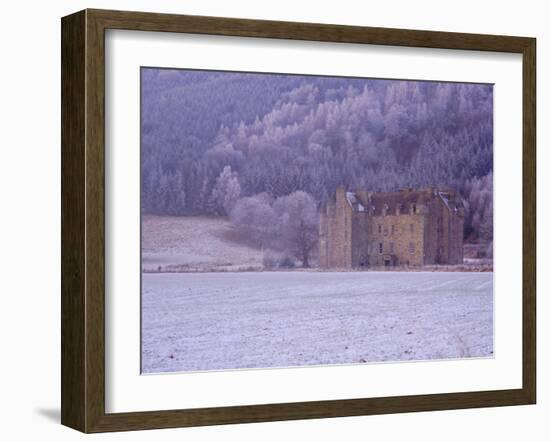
[
  {"x1": 279, "y1": 256, "x2": 296, "y2": 269},
  {"x1": 262, "y1": 250, "x2": 296, "y2": 269},
  {"x1": 262, "y1": 250, "x2": 279, "y2": 269}
]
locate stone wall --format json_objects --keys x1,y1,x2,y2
[
  {"x1": 351, "y1": 211, "x2": 369, "y2": 267},
  {"x1": 367, "y1": 211, "x2": 425, "y2": 266},
  {"x1": 319, "y1": 186, "x2": 353, "y2": 268},
  {"x1": 423, "y1": 194, "x2": 465, "y2": 265},
  {"x1": 448, "y1": 207, "x2": 464, "y2": 264},
  {"x1": 423, "y1": 197, "x2": 445, "y2": 265}
]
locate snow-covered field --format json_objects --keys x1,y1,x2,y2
[{"x1": 141, "y1": 271, "x2": 493, "y2": 373}]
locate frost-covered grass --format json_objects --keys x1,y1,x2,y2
[
  {"x1": 141, "y1": 271, "x2": 493, "y2": 373},
  {"x1": 142, "y1": 215, "x2": 263, "y2": 272}
]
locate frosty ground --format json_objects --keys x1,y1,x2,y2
[{"x1": 141, "y1": 271, "x2": 493, "y2": 373}]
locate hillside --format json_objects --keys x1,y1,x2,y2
[
  {"x1": 141, "y1": 215, "x2": 263, "y2": 272},
  {"x1": 142, "y1": 69, "x2": 493, "y2": 220}
]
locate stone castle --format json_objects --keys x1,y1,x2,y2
[{"x1": 319, "y1": 186, "x2": 464, "y2": 268}]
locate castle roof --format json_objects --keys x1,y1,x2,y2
[
  {"x1": 346, "y1": 187, "x2": 463, "y2": 214},
  {"x1": 346, "y1": 192, "x2": 366, "y2": 212}
]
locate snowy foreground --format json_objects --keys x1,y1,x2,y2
[{"x1": 141, "y1": 271, "x2": 493, "y2": 373}]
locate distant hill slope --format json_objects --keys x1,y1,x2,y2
[
  {"x1": 142, "y1": 68, "x2": 494, "y2": 220},
  {"x1": 142, "y1": 215, "x2": 263, "y2": 272}
]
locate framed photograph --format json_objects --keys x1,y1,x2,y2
[{"x1": 61, "y1": 9, "x2": 536, "y2": 433}]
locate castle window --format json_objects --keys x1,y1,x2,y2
[
  {"x1": 412, "y1": 203, "x2": 417, "y2": 214},
  {"x1": 389, "y1": 242, "x2": 394, "y2": 253},
  {"x1": 383, "y1": 227, "x2": 388, "y2": 237},
  {"x1": 379, "y1": 242, "x2": 383, "y2": 254},
  {"x1": 378, "y1": 224, "x2": 382, "y2": 234},
  {"x1": 410, "y1": 223, "x2": 415, "y2": 233},
  {"x1": 391, "y1": 225, "x2": 395, "y2": 235},
  {"x1": 409, "y1": 242, "x2": 416, "y2": 254}
]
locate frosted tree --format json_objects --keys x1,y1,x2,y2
[
  {"x1": 273, "y1": 191, "x2": 318, "y2": 268},
  {"x1": 211, "y1": 166, "x2": 241, "y2": 215},
  {"x1": 463, "y1": 173, "x2": 493, "y2": 242},
  {"x1": 230, "y1": 193, "x2": 277, "y2": 246}
]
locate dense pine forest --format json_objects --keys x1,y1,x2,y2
[{"x1": 141, "y1": 68, "x2": 493, "y2": 244}]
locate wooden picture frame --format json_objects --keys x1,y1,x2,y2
[{"x1": 61, "y1": 8, "x2": 536, "y2": 433}]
